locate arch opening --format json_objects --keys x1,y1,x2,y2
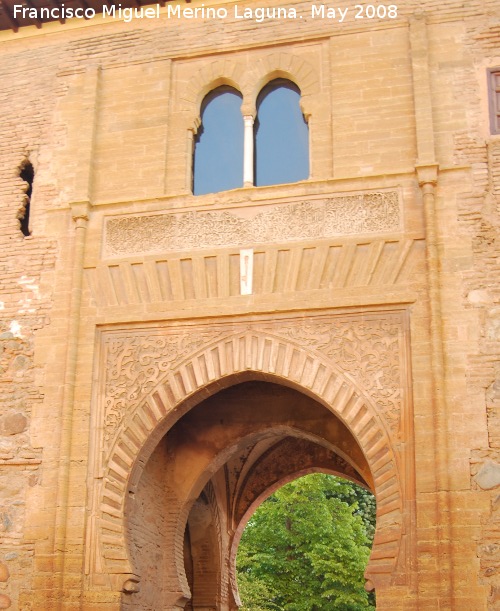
[
  {"x1": 193, "y1": 85, "x2": 244, "y2": 195},
  {"x1": 254, "y1": 78, "x2": 309, "y2": 187},
  {"x1": 235, "y1": 472, "x2": 376, "y2": 610},
  {"x1": 124, "y1": 381, "x2": 380, "y2": 610}
]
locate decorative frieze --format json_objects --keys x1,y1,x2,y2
[{"x1": 103, "y1": 190, "x2": 401, "y2": 257}]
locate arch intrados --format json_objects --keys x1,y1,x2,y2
[
  {"x1": 167, "y1": 429, "x2": 335, "y2": 567},
  {"x1": 194, "y1": 78, "x2": 243, "y2": 123},
  {"x1": 175, "y1": 425, "x2": 320, "y2": 505},
  {"x1": 125, "y1": 369, "x2": 375, "y2": 496},
  {"x1": 170, "y1": 422, "x2": 370, "y2": 514},
  {"x1": 184, "y1": 495, "x2": 221, "y2": 607},
  {"x1": 127, "y1": 418, "x2": 369, "y2": 574},
  {"x1": 125, "y1": 372, "x2": 275, "y2": 490},
  {"x1": 240, "y1": 425, "x2": 372, "y2": 488}
]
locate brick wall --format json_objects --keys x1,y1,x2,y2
[{"x1": 0, "y1": 0, "x2": 498, "y2": 607}]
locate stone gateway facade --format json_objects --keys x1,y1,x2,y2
[{"x1": 0, "y1": 0, "x2": 499, "y2": 609}]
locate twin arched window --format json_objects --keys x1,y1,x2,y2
[{"x1": 193, "y1": 79, "x2": 309, "y2": 195}]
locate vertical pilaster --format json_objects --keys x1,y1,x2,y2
[
  {"x1": 410, "y1": 11, "x2": 453, "y2": 608},
  {"x1": 410, "y1": 13, "x2": 436, "y2": 167},
  {"x1": 52, "y1": 65, "x2": 99, "y2": 608},
  {"x1": 163, "y1": 58, "x2": 173, "y2": 195},
  {"x1": 71, "y1": 66, "x2": 101, "y2": 204}
]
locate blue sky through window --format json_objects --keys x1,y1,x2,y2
[
  {"x1": 193, "y1": 86, "x2": 244, "y2": 195},
  {"x1": 255, "y1": 80, "x2": 309, "y2": 187}
]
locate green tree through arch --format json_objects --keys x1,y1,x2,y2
[{"x1": 236, "y1": 473, "x2": 376, "y2": 610}]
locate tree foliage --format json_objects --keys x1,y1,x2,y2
[{"x1": 236, "y1": 474, "x2": 376, "y2": 610}]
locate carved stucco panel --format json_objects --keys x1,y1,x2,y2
[
  {"x1": 233, "y1": 437, "x2": 366, "y2": 526},
  {"x1": 260, "y1": 316, "x2": 405, "y2": 434},
  {"x1": 101, "y1": 311, "x2": 407, "y2": 458},
  {"x1": 103, "y1": 328, "x2": 229, "y2": 451},
  {"x1": 103, "y1": 190, "x2": 402, "y2": 257}
]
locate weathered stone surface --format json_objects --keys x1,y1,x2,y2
[
  {"x1": 487, "y1": 379, "x2": 500, "y2": 404},
  {"x1": 0, "y1": 594, "x2": 10, "y2": 609},
  {"x1": 0, "y1": 413, "x2": 27, "y2": 436},
  {"x1": 486, "y1": 309, "x2": 500, "y2": 341},
  {"x1": 476, "y1": 461, "x2": 500, "y2": 490},
  {"x1": 491, "y1": 585, "x2": 500, "y2": 603},
  {"x1": 468, "y1": 289, "x2": 493, "y2": 305},
  {"x1": 0, "y1": 561, "x2": 8, "y2": 582}
]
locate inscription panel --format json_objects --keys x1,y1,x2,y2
[{"x1": 103, "y1": 190, "x2": 402, "y2": 257}]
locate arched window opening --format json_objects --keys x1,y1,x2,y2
[
  {"x1": 236, "y1": 473, "x2": 376, "y2": 610},
  {"x1": 19, "y1": 160, "x2": 34, "y2": 237},
  {"x1": 193, "y1": 86, "x2": 244, "y2": 195},
  {"x1": 254, "y1": 79, "x2": 309, "y2": 187}
]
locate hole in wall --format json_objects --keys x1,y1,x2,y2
[{"x1": 18, "y1": 160, "x2": 34, "y2": 237}]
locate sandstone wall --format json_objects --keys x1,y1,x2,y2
[{"x1": 0, "y1": 0, "x2": 498, "y2": 608}]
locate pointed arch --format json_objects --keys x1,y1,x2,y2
[
  {"x1": 243, "y1": 52, "x2": 319, "y2": 118},
  {"x1": 183, "y1": 58, "x2": 246, "y2": 117},
  {"x1": 94, "y1": 329, "x2": 405, "y2": 595}
]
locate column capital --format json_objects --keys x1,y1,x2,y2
[
  {"x1": 70, "y1": 201, "x2": 91, "y2": 224},
  {"x1": 416, "y1": 163, "x2": 439, "y2": 187},
  {"x1": 240, "y1": 103, "x2": 256, "y2": 119}
]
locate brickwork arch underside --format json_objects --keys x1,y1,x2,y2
[
  {"x1": 224, "y1": 428, "x2": 377, "y2": 606},
  {"x1": 94, "y1": 325, "x2": 407, "y2": 596},
  {"x1": 145, "y1": 382, "x2": 376, "y2": 606}
]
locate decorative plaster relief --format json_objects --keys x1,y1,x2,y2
[
  {"x1": 103, "y1": 190, "x2": 401, "y2": 257},
  {"x1": 103, "y1": 328, "x2": 228, "y2": 447},
  {"x1": 234, "y1": 437, "x2": 367, "y2": 525},
  {"x1": 261, "y1": 316, "x2": 405, "y2": 433},
  {"x1": 101, "y1": 311, "x2": 406, "y2": 455}
]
